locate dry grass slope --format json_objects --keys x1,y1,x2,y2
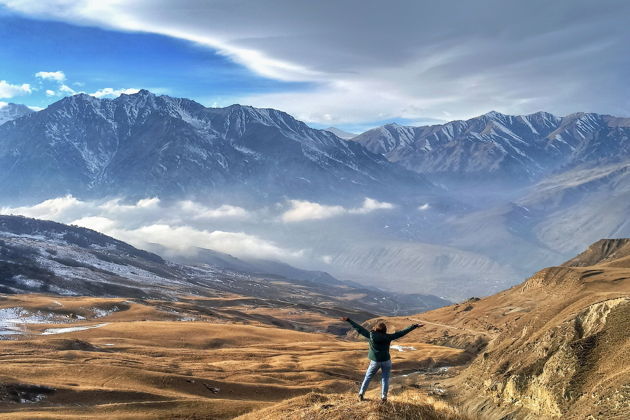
[
  {"x1": 235, "y1": 391, "x2": 469, "y2": 420},
  {"x1": 0, "y1": 294, "x2": 464, "y2": 419}
]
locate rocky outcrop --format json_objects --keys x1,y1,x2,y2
[
  {"x1": 562, "y1": 239, "x2": 630, "y2": 268},
  {"x1": 453, "y1": 256, "x2": 630, "y2": 419},
  {"x1": 470, "y1": 298, "x2": 629, "y2": 418}
]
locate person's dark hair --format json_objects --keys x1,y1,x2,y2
[{"x1": 372, "y1": 322, "x2": 387, "y2": 333}]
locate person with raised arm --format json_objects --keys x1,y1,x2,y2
[{"x1": 341, "y1": 317, "x2": 423, "y2": 402}]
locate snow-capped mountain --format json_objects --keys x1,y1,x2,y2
[
  {"x1": 0, "y1": 90, "x2": 431, "y2": 203},
  {"x1": 353, "y1": 111, "x2": 630, "y2": 186},
  {"x1": 0, "y1": 102, "x2": 34, "y2": 126}
]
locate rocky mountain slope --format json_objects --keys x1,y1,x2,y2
[
  {"x1": 372, "y1": 238, "x2": 630, "y2": 419},
  {"x1": 0, "y1": 91, "x2": 431, "y2": 203},
  {"x1": 0, "y1": 102, "x2": 33, "y2": 126},
  {"x1": 353, "y1": 111, "x2": 630, "y2": 187},
  {"x1": 0, "y1": 215, "x2": 448, "y2": 316},
  {"x1": 347, "y1": 110, "x2": 630, "y2": 298}
]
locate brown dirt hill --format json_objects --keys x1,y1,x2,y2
[{"x1": 357, "y1": 238, "x2": 630, "y2": 419}]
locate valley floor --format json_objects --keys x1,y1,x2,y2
[{"x1": 0, "y1": 294, "x2": 467, "y2": 419}]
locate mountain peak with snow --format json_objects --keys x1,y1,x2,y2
[
  {"x1": 0, "y1": 91, "x2": 432, "y2": 203},
  {"x1": 0, "y1": 102, "x2": 34, "y2": 126},
  {"x1": 353, "y1": 110, "x2": 630, "y2": 186},
  {"x1": 481, "y1": 110, "x2": 505, "y2": 118}
]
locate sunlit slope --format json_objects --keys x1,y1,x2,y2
[
  {"x1": 374, "y1": 238, "x2": 630, "y2": 419},
  {"x1": 235, "y1": 391, "x2": 469, "y2": 420},
  {"x1": 0, "y1": 294, "x2": 464, "y2": 419}
]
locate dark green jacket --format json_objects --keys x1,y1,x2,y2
[{"x1": 347, "y1": 319, "x2": 418, "y2": 362}]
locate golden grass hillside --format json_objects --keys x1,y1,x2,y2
[
  {"x1": 371, "y1": 239, "x2": 630, "y2": 420},
  {"x1": 235, "y1": 391, "x2": 469, "y2": 420},
  {"x1": 0, "y1": 294, "x2": 465, "y2": 419}
]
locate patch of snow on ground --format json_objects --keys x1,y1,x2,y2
[
  {"x1": 20, "y1": 393, "x2": 48, "y2": 404},
  {"x1": 0, "y1": 307, "x2": 90, "y2": 338},
  {"x1": 12, "y1": 275, "x2": 44, "y2": 289},
  {"x1": 41, "y1": 323, "x2": 109, "y2": 335},
  {"x1": 92, "y1": 306, "x2": 121, "y2": 318},
  {"x1": 391, "y1": 345, "x2": 417, "y2": 352},
  {"x1": 0, "y1": 307, "x2": 51, "y2": 336}
]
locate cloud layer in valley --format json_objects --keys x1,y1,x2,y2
[
  {"x1": 0, "y1": 196, "x2": 298, "y2": 260},
  {"x1": 1, "y1": 196, "x2": 394, "y2": 261},
  {"x1": 281, "y1": 198, "x2": 394, "y2": 222}
]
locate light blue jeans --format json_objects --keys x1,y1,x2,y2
[{"x1": 359, "y1": 359, "x2": 392, "y2": 398}]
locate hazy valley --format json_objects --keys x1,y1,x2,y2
[
  {"x1": 1, "y1": 91, "x2": 629, "y2": 419},
  {"x1": 3, "y1": 92, "x2": 630, "y2": 301},
  {"x1": 0, "y1": 220, "x2": 627, "y2": 419}
]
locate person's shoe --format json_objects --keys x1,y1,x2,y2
[
  {"x1": 381, "y1": 397, "x2": 387, "y2": 403},
  {"x1": 358, "y1": 393, "x2": 364, "y2": 401}
]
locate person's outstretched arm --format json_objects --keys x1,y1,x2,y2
[
  {"x1": 388, "y1": 323, "x2": 423, "y2": 340},
  {"x1": 341, "y1": 317, "x2": 370, "y2": 338}
]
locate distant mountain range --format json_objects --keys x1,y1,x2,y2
[
  {"x1": 2, "y1": 91, "x2": 630, "y2": 300},
  {"x1": 0, "y1": 91, "x2": 430, "y2": 203},
  {"x1": 323, "y1": 127, "x2": 357, "y2": 140},
  {"x1": 353, "y1": 111, "x2": 630, "y2": 187}
]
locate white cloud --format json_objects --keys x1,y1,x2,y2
[
  {"x1": 90, "y1": 87, "x2": 140, "y2": 98},
  {"x1": 35, "y1": 70, "x2": 66, "y2": 82},
  {"x1": 281, "y1": 200, "x2": 346, "y2": 223},
  {"x1": 1, "y1": 195, "x2": 294, "y2": 260},
  {"x1": 70, "y1": 215, "x2": 118, "y2": 232},
  {"x1": 349, "y1": 198, "x2": 395, "y2": 215},
  {"x1": 29, "y1": 69, "x2": 134, "y2": 100},
  {"x1": 281, "y1": 197, "x2": 394, "y2": 222},
  {"x1": 0, "y1": 195, "x2": 91, "y2": 221},
  {"x1": 59, "y1": 84, "x2": 76, "y2": 94},
  {"x1": 0, "y1": 80, "x2": 32, "y2": 98},
  {"x1": 3, "y1": 1, "x2": 629, "y2": 123},
  {"x1": 418, "y1": 203, "x2": 430, "y2": 211},
  {"x1": 178, "y1": 201, "x2": 250, "y2": 220},
  {"x1": 0, "y1": 195, "x2": 252, "y2": 224},
  {"x1": 70, "y1": 218, "x2": 301, "y2": 260}
]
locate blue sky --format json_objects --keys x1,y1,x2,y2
[
  {"x1": 1, "y1": 1, "x2": 629, "y2": 132},
  {"x1": 0, "y1": 9, "x2": 310, "y2": 111},
  {"x1": 0, "y1": 8, "x2": 428, "y2": 133}
]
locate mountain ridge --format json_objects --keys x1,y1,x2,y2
[
  {"x1": 352, "y1": 110, "x2": 630, "y2": 186},
  {"x1": 0, "y1": 90, "x2": 433, "y2": 203}
]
